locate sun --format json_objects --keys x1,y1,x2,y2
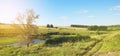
[{"x1": 0, "y1": 1, "x2": 24, "y2": 24}]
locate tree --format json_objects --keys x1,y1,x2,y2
[
  {"x1": 50, "y1": 24, "x2": 53, "y2": 28},
  {"x1": 13, "y1": 9, "x2": 39, "y2": 47},
  {"x1": 70, "y1": 24, "x2": 88, "y2": 28},
  {"x1": 47, "y1": 24, "x2": 50, "y2": 28},
  {"x1": 47, "y1": 24, "x2": 54, "y2": 28},
  {"x1": 88, "y1": 25, "x2": 98, "y2": 31}
]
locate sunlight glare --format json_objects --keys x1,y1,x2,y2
[{"x1": 0, "y1": 1, "x2": 24, "y2": 24}]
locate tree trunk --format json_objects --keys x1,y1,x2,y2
[{"x1": 27, "y1": 43, "x2": 30, "y2": 47}]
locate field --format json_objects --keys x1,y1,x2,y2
[{"x1": 0, "y1": 24, "x2": 120, "y2": 56}]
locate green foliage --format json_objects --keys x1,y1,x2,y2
[
  {"x1": 45, "y1": 35, "x2": 90, "y2": 44},
  {"x1": 88, "y1": 25, "x2": 107, "y2": 31},
  {"x1": 71, "y1": 24, "x2": 88, "y2": 28},
  {"x1": 108, "y1": 25, "x2": 120, "y2": 31},
  {"x1": 88, "y1": 25, "x2": 98, "y2": 31},
  {"x1": 0, "y1": 40, "x2": 97, "y2": 56},
  {"x1": 47, "y1": 24, "x2": 54, "y2": 28},
  {"x1": 98, "y1": 33, "x2": 120, "y2": 53}
]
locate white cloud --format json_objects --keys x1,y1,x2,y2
[
  {"x1": 88, "y1": 15, "x2": 96, "y2": 18},
  {"x1": 77, "y1": 10, "x2": 88, "y2": 14},
  {"x1": 59, "y1": 16, "x2": 68, "y2": 19},
  {"x1": 113, "y1": 13, "x2": 120, "y2": 16},
  {"x1": 110, "y1": 5, "x2": 120, "y2": 11}
]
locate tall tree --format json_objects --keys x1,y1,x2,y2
[{"x1": 13, "y1": 9, "x2": 39, "y2": 47}]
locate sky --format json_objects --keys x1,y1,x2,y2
[{"x1": 0, "y1": 0, "x2": 120, "y2": 26}]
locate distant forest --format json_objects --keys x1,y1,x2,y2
[{"x1": 70, "y1": 24, "x2": 120, "y2": 31}]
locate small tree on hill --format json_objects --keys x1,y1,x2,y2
[
  {"x1": 47, "y1": 24, "x2": 54, "y2": 28},
  {"x1": 47, "y1": 24, "x2": 50, "y2": 28},
  {"x1": 50, "y1": 24, "x2": 53, "y2": 28},
  {"x1": 13, "y1": 9, "x2": 39, "y2": 47}
]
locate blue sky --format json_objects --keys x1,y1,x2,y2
[{"x1": 0, "y1": 0, "x2": 120, "y2": 26}]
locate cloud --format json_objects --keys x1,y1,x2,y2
[
  {"x1": 59, "y1": 16, "x2": 68, "y2": 19},
  {"x1": 110, "y1": 5, "x2": 120, "y2": 11},
  {"x1": 77, "y1": 10, "x2": 88, "y2": 14},
  {"x1": 88, "y1": 15, "x2": 96, "y2": 18},
  {"x1": 113, "y1": 13, "x2": 120, "y2": 16}
]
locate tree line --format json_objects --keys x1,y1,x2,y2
[
  {"x1": 70, "y1": 24, "x2": 108, "y2": 31},
  {"x1": 71, "y1": 24, "x2": 89, "y2": 28},
  {"x1": 88, "y1": 25, "x2": 107, "y2": 31}
]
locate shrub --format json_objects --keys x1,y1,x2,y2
[
  {"x1": 70, "y1": 24, "x2": 88, "y2": 28},
  {"x1": 88, "y1": 26, "x2": 107, "y2": 31},
  {"x1": 45, "y1": 35, "x2": 90, "y2": 44}
]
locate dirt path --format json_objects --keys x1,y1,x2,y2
[
  {"x1": 93, "y1": 50, "x2": 120, "y2": 56},
  {"x1": 80, "y1": 31, "x2": 119, "y2": 56},
  {"x1": 92, "y1": 31, "x2": 120, "y2": 56}
]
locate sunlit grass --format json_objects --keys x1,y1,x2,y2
[
  {"x1": 0, "y1": 37, "x2": 18, "y2": 45},
  {"x1": 99, "y1": 34, "x2": 120, "y2": 52},
  {"x1": 0, "y1": 24, "x2": 120, "y2": 55},
  {"x1": 93, "y1": 31, "x2": 120, "y2": 55}
]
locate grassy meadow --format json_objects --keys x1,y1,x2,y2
[{"x1": 0, "y1": 24, "x2": 120, "y2": 56}]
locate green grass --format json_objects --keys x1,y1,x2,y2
[
  {"x1": 98, "y1": 33, "x2": 120, "y2": 52},
  {"x1": 0, "y1": 40, "x2": 96, "y2": 56},
  {"x1": 1, "y1": 24, "x2": 120, "y2": 55},
  {"x1": 92, "y1": 31, "x2": 120, "y2": 55},
  {"x1": 0, "y1": 37, "x2": 18, "y2": 45},
  {"x1": 38, "y1": 27, "x2": 90, "y2": 35}
]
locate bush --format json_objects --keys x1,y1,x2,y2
[
  {"x1": 45, "y1": 35, "x2": 90, "y2": 44},
  {"x1": 88, "y1": 26, "x2": 107, "y2": 31},
  {"x1": 70, "y1": 24, "x2": 88, "y2": 28},
  {"x1": 59, "y1": 32, "x2": 71, "y2": 35},
  {"x1": 43, "y1": 32, "x2": 72, "y2": 36}
]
